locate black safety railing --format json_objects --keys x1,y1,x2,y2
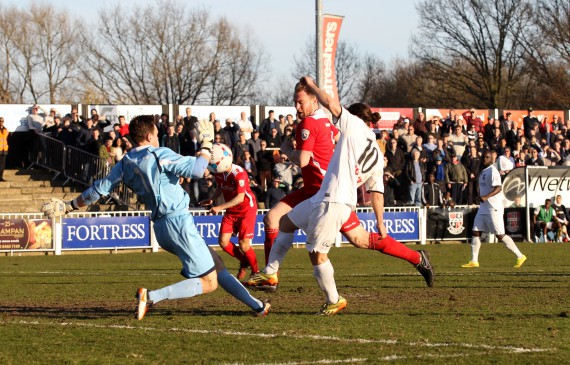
[
  {"x1": 28, "y1": 132, "x2": 137, "y2": 209},
  {"x1": 28, "y1": 132, "x2": 65, "y2": 179}
]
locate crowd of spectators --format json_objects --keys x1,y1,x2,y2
[
  {"x1": 380, "y1": 108, "x2": 570, "y2": 210},
  {"x1": 28, "y1": 105, "x2": 302, "y2": 209},
  {"x1": 23, "y1": 104, "x2": 570, "y2": 237}
]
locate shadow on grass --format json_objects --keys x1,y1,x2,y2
[{"x1": 0, "y1": 305, "x2": 262, "y2": 320}]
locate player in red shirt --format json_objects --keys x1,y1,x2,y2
[
  {"x1": 200, "y1": 164, "x2": 259, "y2": 280},
  {"x1": 246, "y1": 78, "x2": 429, "y2": 292}
]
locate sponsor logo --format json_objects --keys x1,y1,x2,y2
[
  {"x1": 506, "y1": 211, "x2": 520, "y2": 233},
  {"x1": 301, "y1": 129, "x2": 310, "y2": 140},
  {"x1": 447, "y1": 212, "x2": 465, "y2": 235}
]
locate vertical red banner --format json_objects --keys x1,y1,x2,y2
[{"x1": 322, "y1": 14, "x2": 343, "y2": 101}]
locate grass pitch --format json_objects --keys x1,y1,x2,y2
[{"x1": 0, "y1": 243, "x2": 568, "y2": 364}]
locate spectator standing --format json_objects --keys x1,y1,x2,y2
[
  {"x1": 413, "y1": 111, "x2": 428, "y2": 140},
  {"x1": 239, "y1": 150, "x2": 258, "y2": 182},
  {"x1": 223, "y1": 118, "x2": 240, "y2": 148},
  {"x1": 526, "y1": 147, "x2": 545, "y2": 166},
  {"x1": 182, "y1": 107, "x2": 198, "y2": 139},
  {"x1": 385, "y1": 138, "x2": 406, "y2": 178},
  {"x1": 401, "y1": 125, "x2": 417, "y2": 153},
  {"x1": 462, "y1": 108, "x2": 483, "y2": 133},
  {"x1": 162, "y1": 124, "x2": 180, "y2": 153},
  {"x1": 259, "y1": 110, "x2": 279, "y2": 140},
  {"x1": 247, "y1": 130, "x2": 262, "y2": 162},
  {"x1": 422, "y1": 173, "x2": 447, "y2": 241},
  {"x1": 445, "y1": 153, "x2": 468, "y2": 204},
  {"x1": 237, "y1": 111, "x2": 254, "y2": 140},
  {"x1": 0, "y1": 117, "x2": 8, "y2": 181},
  {"x1": 449, "y1": 124, "x2": 468, "y2": 157},
  {"x1": 256, "y1": 140, "x2": 274, "y2": 192},
  {"x1": 463, "y1": 146, "x2": 481, "y2": 205},
  {"x1": 523, "y1": 108, "x2": 539, "y2": 139},
  {"x1": 118, "y1": 115, "x2": 129, "y2": 137},
  {"x1": 265, "y1": 178, "x2": 288, "y2": 209},
  {"x1": 404, "y1": 149, "x2": 426, "y2": 206},
  {"x1": 265, "y1": 128, "x2": 281, "y2": 149},
  {"x1": 232, "y1": 132, "x2": 249, "y2": 164}
]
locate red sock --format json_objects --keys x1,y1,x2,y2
[
  {"x1": 243, "y1": 247, "x2": 259, "y2": 273},
  {"x1": 264, "y1": 228, "x2": 279, "y2": 265},
  {"x1": 222, "y1": 242, "x2": 248, "y2": 267},
  {"x1": 368, "y1": 233, "x2": 421, "y2": 265}
]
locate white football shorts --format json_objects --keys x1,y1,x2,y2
[
  {"x1": 288, "y1": 200, "x2": 351, "y2": 254},
  {"x1": 473, "y1": 210, "x2": 505, "y2": 235}
]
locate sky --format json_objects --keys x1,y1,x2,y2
[{"x1": 5, "y1": 0, "x2": 420, "y2": 86}]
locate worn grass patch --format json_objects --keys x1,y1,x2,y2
[{"x1": 0, "y1": 243, "x2": 568, "y2": 364}]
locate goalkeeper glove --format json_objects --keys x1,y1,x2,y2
[{"x1": 41, "y1": 198, "x2": 77, "y2": 219}]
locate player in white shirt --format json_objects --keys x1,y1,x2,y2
[
  {"x1": 273, "y1": 76, "x2": 433, "y2": 315},
  {"x1": 461, "y1": 151, "x2": 527, "y2": 268}
]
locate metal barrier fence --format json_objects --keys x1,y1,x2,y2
[
  {"x1": 27, "y1": 132, "x2": 137, "y2": 209},
  {"x1": 64, "y1": 145, "x2": 110, "y2": 186},
  {"x1": 28, "y1": 132, "x2": 65, "y2": 178}
]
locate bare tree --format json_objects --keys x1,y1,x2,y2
[
  {"x1": 80, "y1": 0, "x2": 267, "y2": 105},
  {"x1": 412, "y1": 0, "x2": 534, "y2": 109},
  {"x1": 293, "y1": 37, "x2": 362, "y2": 104},
  {"x1": 0, "y1": 4, "x2": 81, "y2": 104},
  {"x1": 521, "y1": 0, "x2": 570, "y2": 107}
]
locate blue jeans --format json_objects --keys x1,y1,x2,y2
[{"x1": 409, "y1": 183, "x2": 422, "y2": 206}]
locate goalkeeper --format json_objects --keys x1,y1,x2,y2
[{"x1": 41, "y1": 115, "x2": 270, "y2": 320}]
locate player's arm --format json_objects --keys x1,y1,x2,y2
[
  {"x1": 301, "y1": 76, "x2": 341, "y2": 118},
  {"x1": 371, "y1": 191, "x2": 387, "y2": 239},
  {"x1": 41, "y1": 163, "x2": 124, "y2": 218},
  {"x1": 480, "y1": 185, "x2": 502, "y2": 202},
  {"x1": 280, "y1": 139, "x2": 311, "y2": 167},
  {"x1": 210, "y1": 192, "x2": 245, "y2": 214},
  {"x1": 200, "y1": 186, "x2": 221, "y2": 207}
]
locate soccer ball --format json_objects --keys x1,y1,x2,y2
[{"x1": 208, "y1": 143, "x2": 233, "y2": 173}]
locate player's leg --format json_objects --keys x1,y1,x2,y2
[
  {"x1": 262, "y1": 201, "x2": 292, "y2": 264},
  {"x1": 307, "y1": 202, "x2": 349, "y2": 315},
  {"x1": 137, "y1": 215, "x2": 219, "y2": 320},
  {"x1": 491, "y1": 211, "x2": 526, "y2": 267},
  {"x1": 343, "y1": 222, "x2": 433, "y2": 287},
  {"x1": 244, "y1": 202, "x2": 304, "y2": 291},
  {"x1": 208, "y1": 246, "x2": 269, "y2": 316},
  {"x1": 219, "y1": 215, "x2": 249, "y2": 277},
  {"x1": 237, "y1": 209, "x2": 259, "y2": 276},
  {"x1": 462, "y1": 213, "x2": 484, "y2": 267}
]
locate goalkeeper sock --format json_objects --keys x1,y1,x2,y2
[
  {"x1": 148, "y1": 278, "x2": 203, "y2": 304},
  {"x1": 217, "y1": 268, "x2": 263, "y2": 311}
]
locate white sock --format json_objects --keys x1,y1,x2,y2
[
  {"x1": 313, "y1": 260, "x2": 338, "y2": 304},
  {"x1": 471, "y1": 236, "x2": 481, "y2": 263},
  {"x1": 501, "y1": 235, "x2": 523, "y2": 258},
  {"x1": 265, "y1": 232, "x2": 294, "y2": 275}
]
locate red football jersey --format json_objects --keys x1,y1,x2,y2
[
  {"x1": 295, "y1": 108, "x2": 339, "y2": 193},
  {"x1": 213, "y1": 165, "x2": 257, "y2": 216}
]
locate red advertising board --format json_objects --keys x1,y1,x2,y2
[
  {"x1": 0, "y1": 219, "x2": 53, "y2": 250},
  {"x1": 425, "y1": 109, "x2": 490, "y2": 124},
  {"x1": 502, "y1": 110, "x2": 565, "y2": 130},
  {"x1": 370, "y1": 108, "x2": 414, "y2": 129}
]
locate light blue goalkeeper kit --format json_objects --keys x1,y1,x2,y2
[{"x1": 78, "y1": 145, "x2": 264, "y2": 312}]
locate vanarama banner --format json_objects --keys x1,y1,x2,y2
[{"x1": 321, "y1": 14, "x2": 343, "y2": 102}]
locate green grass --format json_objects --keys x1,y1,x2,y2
[{"x1": 0, "y1": 243, "x2": 568, "y2": 364}]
